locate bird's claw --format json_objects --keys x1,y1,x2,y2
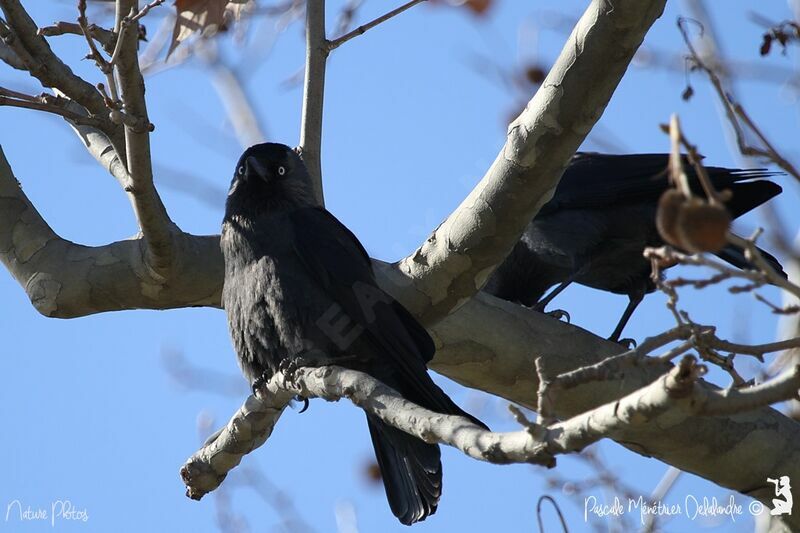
[
  {"x1": 295, "y1": 395, "x2": 310, "y2": 413},
  {"x1": 547, "y1": 309, "x2": 570, "y2": 323},
  {"x1": 251, "y1": 370, "x2": 272, "y2": 396},
  {"x1": 616, "y1": 337, "x2": 637, "y2": 349},
  {"x1": 532, "y1": 302, "x2": 547, "y2": 313},
  {"x1": 278, "y1": 358, "x2": 301, "y2": 386}
]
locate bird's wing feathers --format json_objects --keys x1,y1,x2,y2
[
  {"x1": 541, "y1": 153, "x2": 780, "y2": 214},
  {"x1": 289, "y1": 207, "x2": 433, "y2": 357},
  {"x1": 287, "y1": 207, "x2": 482, "y2": 420},
  {"x1": 288, "y1": 208, "x2": 459, "y2": 407}
]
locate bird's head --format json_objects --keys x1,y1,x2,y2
[{"x1": 225, "y1": 143, "x2": 316, "y2": 218}]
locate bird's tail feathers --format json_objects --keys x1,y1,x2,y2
[
  {"x1": 715, "y1": 240, "x2": 787, "y2": 280},
  {"x1": 367, "y1": 415, "x2": 441, "y2": 525}
]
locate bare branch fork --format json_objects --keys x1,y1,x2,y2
[
  {"x1": 0, "y1": 0, "x2": 176, "y2": 277},
  {"x1": 298, "y1": 0, "x2": 427, "y2": 204},
  {"x1": 181, "y1": 357, "x2": 800, "y2": 501},
  {"x1": 37, "y1": 22, "x2": 115, "y2": 52},
  {"x1": 110, "y1": 0, "x2": 175, "y2": 274}
]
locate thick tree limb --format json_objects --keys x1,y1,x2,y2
[
  {"x1": 0, "y1": 36, "x2": 24, "y2": 69},
  {"x1": 0, "y1": 146, "x2": 221, "y2": 317},
  {"x1": 389, "y1": 0, "x2": 667, "y2": 324},
  {"x1": 181, "y1": 359, "x2": 800, "y2": 512}
]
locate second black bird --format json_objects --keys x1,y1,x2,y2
[
  {"x1": 484, "y1": 152, "x2": 785, "y2": 341},
  {"x1": 221, "y1": 143, "x2": 485, "y2": 526}
]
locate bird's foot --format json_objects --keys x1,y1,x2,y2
[
  {"x1": 251, "y1": 369, "x2": 273, "y2": 396},
  {"x1": 530, "y1": 301, "x2": 570, "y2": 322},
  {"x1": 278, "y1": 358, "x2": 302, "y2": 386},
  {"x1": 614, "y1": 337, "x2": 638, "y2": 350},
  {"x1": 547, "y1": 309, "x2": 570, "y2": 323},
  {"x1": 278, "y1": 350, "x2": 337, "y2": 385}
]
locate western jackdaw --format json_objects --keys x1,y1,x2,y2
[
  {"x1": 221, "y1": 142, "x2": 485, "y2": 525},
  {"x1": 484, "y1": 152, "x2": 785, "y2": 341}
]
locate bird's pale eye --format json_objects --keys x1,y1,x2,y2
[
  {"x1": 277, "y1": 166, "x2": 286, "y2": 176},
  {"x1": 237, "y1": 165, "x2": 245, "y2": 176}
]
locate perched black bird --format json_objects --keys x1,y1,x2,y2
[
  {"x1": 221, "y1": 143, "x2": 485, "y2": 525},
  {"x1": 484, "y1": 153, "x2": 785, "y2": 341}
]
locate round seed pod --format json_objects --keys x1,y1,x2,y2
[
  {"x1": 676, "y1": 199, "x2": 731, "y2": 253},
  {"x1": 656, "y1": 189, "x2": 686, "y2": 248}
]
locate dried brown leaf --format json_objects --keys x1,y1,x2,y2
[
  {"x1": 760, "y1": 34, "x2": 772, "y2": 56},
  {"x1": 430, "y1": 0, "x2": 493, "y2": 16},
  {"x1": 464, "y1": 0, "x2": 492, "y2": 15},
  {"x1": 167, "y1": 0, "x2": 252, "y2": 58}
]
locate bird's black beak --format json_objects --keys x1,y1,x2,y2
[{"x1": 246, "y1": 156, "x2": 269, "y2": 181}]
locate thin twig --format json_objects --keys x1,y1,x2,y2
[
  {"x1": 678, "y1": 17, "x2": 800, "y2": 182},
  {"x1": 668, "y1": 114, "x2": 692, "y2": 197},
  {"x1": 549, "y1": 325, "x2": 695, "y2": 391},
  {"x1": 38, "y1": 21, "x2": 115, "y2": 53},
  {"x1": 77, "y1": 0, "x2": 120, "y2": 106},
  {"x1": 728, "y1": 232, "x2": 800, "y2": 299},
  {"x1": 647, "y1": 245, "x2": 797, "y2": 302},
  {"x1": 128, "y1": 0, "x2": 166, "y2": 25},
  {"x1": 0, "y1": 92, "x2": 102, "y2": 127},
  {"x1": 327, "y1": 0, "x2": 427, "y2": 51}
]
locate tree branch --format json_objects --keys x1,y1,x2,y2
[
  {"x1": 678, "y1": 17, "x2": 800, "y2": 181},
  {"x1": 389, "y1": 0, "x2": 668, "y2": 324},
  {"x1": 0, "y1": 88, "x2": 103, "y2": 127},
  {"x1": 298, "y1": 0, "x2": 328, "y2": 205},
  {"x1": 0, "y1": 34, "x2": 24, "y2": 69},
  {"x1": 0, "y1": 0, "x2": 114, "y2": 129},
  {"x1": 0, "y1": 146, "x2": 222, "y2": 317},
  {"x1": 0, "y1": 0, "x2": 128, "y2": 171},
  {"x1": 327, "y1": 0, "x2": 427, "y2": 51},
  {"x1": 37, "y1": 21, "x2": 116, "y2": 54},
  {"x1": 111, "y1": 0, "x2": 176, "y2": 275},
  {"x1": 181, "y1": 357, "x2": 800, "y2": 513}
]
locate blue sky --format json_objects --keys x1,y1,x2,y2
[{"x1": 1, "y1": 1, "x2": 798, "y2": 532}]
